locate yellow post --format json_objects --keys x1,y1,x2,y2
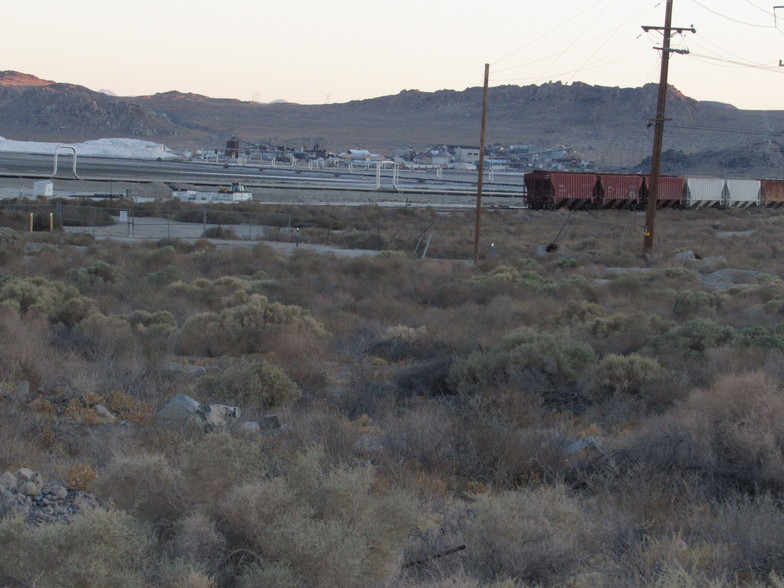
[
  {"x1": 49, "y1": 213, "x2": 53, "y2": 231},
  {"x1": 29, "y1": 213, "x2": 33, "y2": 232}
]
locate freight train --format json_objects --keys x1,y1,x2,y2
[{"x1": 523, "y1": 171, "x2": 784, "y2": 210}]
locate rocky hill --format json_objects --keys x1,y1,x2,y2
[{"x1": 1, "y1": 71, "x2": 783, "y2": 177}]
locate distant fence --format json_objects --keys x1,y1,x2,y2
[{"x1": 0, "y1": 202, "x2": 296, "y2": 242}]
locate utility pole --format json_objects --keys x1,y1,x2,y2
[
  {"x1": 642, "y1": 0, "x2": 695, "y2": 252},
  {"x1": 474, "y1": 63, "x2": 490, "y2": 264},
  {"x1": 777, "y1": 6, "x2": 784, "y2": 65}
]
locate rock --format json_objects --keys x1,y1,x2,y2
[
  {"x1": 675, "y1": 250, "x2": 696, "y2": 260},
  {"x1": 93, "y1": 404, "x2": 115, "y2": 420},
  {"x1": 205, "y1": 404, "x2": 241, "y2": 428},
  {"x1": 716, "y1": 230, "x2": 754, "y2": 239},
  {"x1": 13, "y1": 381, "x2": 31, "y2": 402},
  {"x1": 566, "y1": 437, "x2": 603, "y2": 455},
  {"x1": 155, "y1": 394, "x2": 205, "y2": 428},
  {"x1": 71, "y1": 492, "x2": 100, "y2": 513},
  {"x1": 699, "y1": 268, "x2": 761, "y2": 290},
  {"x1": 18, "y1": 481, "x2": 40, "y2": 497},
  {"x1": 16, "y1": 468, "x2": 42, "y2": 488},
  {"x1": 353, "y1": 434, "x2": 385, "y2": 455},
  {"x1": 239, "y1": 421, "x2": 261, "y2": 434},
  {"x1": 0, "y1": 472, "x2": 17, "y2": 492},
  {"x1": 43, "y1": 483, "x2": 68, "y2": 500},
  {"x1": 258, "y1": 415, "x2": 282, "y2": 430}
]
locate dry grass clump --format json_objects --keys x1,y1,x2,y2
[{"x1": 463, "y1": 485, "x2": 600, "y2": 585}]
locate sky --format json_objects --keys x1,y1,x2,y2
[{"x1": 3, "y1": 0, "x2": 784, "y2": 110}]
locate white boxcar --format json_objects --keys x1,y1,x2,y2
[
  {"x1": 684, "y1": 177, "x2": 726, "y2": 208},
  {"x1": 725, "y1": 179, "x2": 761, "y2": 208}
]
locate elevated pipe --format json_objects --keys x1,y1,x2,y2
[{"x1": 51, "y1": 145, "x2": 80, "y2": 179}]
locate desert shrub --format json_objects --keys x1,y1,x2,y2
[
  {"x1": 645, "y1": 318, "x2": 737, "y2": 361},
  {"x1": 463, "y1": 485, "x2": 599, "y2": 585},
  {"x1": 65, "y1": 463, "x2": 98, "y2": 491},
  {"x1": 706, "y1": 493, "x2": 784, "y2": 581},
  {"x1": 587, "y1": 312, "x2": 675, "y2": 355},
  {"x1": 193, "y1": 358, "x2": 301, "y2": 412},
  {"x1": 169, "y1": 513, "x2": 227, "y2": 581},
  {"x1": 0, "y1": 509, "x2": 154, "y2": 587},
  {"x1": 0, "y1": 275, "x2": 94, "y2": 326},
  {"x1": 73, "y1": 312, "x2": 135, "y2": 359},
  {"x1": 216, "y1": 446, "x2": 418, "y2": 587},
  {"x1": 176, "y1": 294, "x2": 324, "y2": 356},
  {"x1": 95, "y1": 453, "x2": 187, "y2": 527},
  {"x1": 66, "y1": 260, "x2": 120, "y2": 287},
  {"x1": 153, "y1": 559, "x2": 217, "y2": 588},
  {"x1": 586, "y1": 354, "x2": 664, "y2": 402},
  {"x1": 672, "y1": 290, "x2": 725, "y2": 320},
  {"x1": 338, "y1": 230, "x2": 391, "y2": 250},
  {"x1": 448, "y1": 327, "x2": 596, "y2": 393},
  {"x1": 663, "y1": 371, "x2": 784, "y2": 491},
  {"x1": 562, "y1": 299, "x2": 606, "y2": 323},
  {"x1": 202, "y1": 226, "x2": 239, "y2": 240},
  {"x1": 180, "y1": 433, "x2": 269, "y2": 504},
  {"x1": 144, "y1": 264, "x2": 184, "y2": 286}
]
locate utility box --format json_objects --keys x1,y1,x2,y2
[{"x1": 33, "y1": 180, "x2": 53, "y2": 198}]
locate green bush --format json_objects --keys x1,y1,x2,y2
[
  {"x1": 194, "y1": 358, "x2": 301, "y2": 411},
  {"x1": 0, "y1": 275, "x2": 94, "y2": 326},
  {"x1": 176, "y1": 294, "x2": 324, "y2": 356},
  {"x1": 645, "y1": 318, "x2": 736, "y2": 360},
  {"x1": 448, "y1": 327, "x2": 596, "y2": 392}
]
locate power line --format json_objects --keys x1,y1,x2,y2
[
  {"x1": 667, "y1": 124, "x2": 784, "y2": 137},
  {"x1": 689, "y1": 0, "x2": 774, "y2": 27},
  {"x1": 492, "y1": 47, "x2": 652, "y2": 83},
  {"x1": 688, "y1": 51, "x2": 784, "y2": 72},
  {"x1": 490, "y1": 0, "x2": 609, "y2": 66}
]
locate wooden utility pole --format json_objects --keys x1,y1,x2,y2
[
  {"x1": 474, "y1": 63, "x2": 490, "y2": 264},
  {"x1": 642, "y1": 0, "x2": 695, "y2": 252}
]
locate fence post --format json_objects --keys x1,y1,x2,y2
[
  {"x1": 29, "y1": 213, "x2": 33, "y2": 232},
  {"x1": 203, "y1": 209, "x2": 207, "y2": 237}
]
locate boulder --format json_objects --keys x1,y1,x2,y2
[
  {"x1": 155, "y1": 394, "x2": 205, "y2": 428},
  {"x1": 16, "y1": 468, "x2": 42, "y2": 488},
  {"x1": 205, "y1": 404, "x2": 241, "y2": 428},
  {"x1": 239, "y1": 421, "x2": 261, "y2": 435},
  {"x1": 18, "y1": 481, "x2": 40, "y2": 497},
  {"x1": 93, "y1": 404, "x2": 115, "y2": 420},
  {"x1": 0, "y1": 472, "x2": 16, "y2": 492}
]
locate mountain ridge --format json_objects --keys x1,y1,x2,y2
[{"x1": 0, "y1": 71, "x2": 782, "y2": 177}]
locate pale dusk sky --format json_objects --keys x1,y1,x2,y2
[{"x1": 3, "y1": 0, "x2": 784, "y2": 110}]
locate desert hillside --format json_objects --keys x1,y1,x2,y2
[{"x1": 1, "y1": 71, "x2": 783, "y2": 176}]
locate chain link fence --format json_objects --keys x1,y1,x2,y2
[{"x1": 0, "y1": 202, "x2": 295, "y2": 242}]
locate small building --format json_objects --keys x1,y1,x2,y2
[
  {"x1": 413, "y1": 146, "x2": 454, "y2": 167},
  {"x1": 33, "y1": 180, "x2": 54, "y2": 198}
]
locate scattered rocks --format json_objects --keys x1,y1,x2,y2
[
  {"x1": 155, "y1": 394, "x2": 247, "y2": 431},
  {"x1": 675, "y1": 250, "x2": 696, "y2": 260},
  {"x1": 0, "y1": 468, "x2": 101, "y2": 526},
  {"x1": 204, "y1": 404, "x2": 241, "y2": 428}
]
